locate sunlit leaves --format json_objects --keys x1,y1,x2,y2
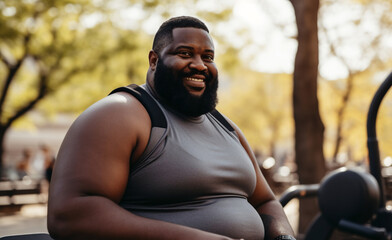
[
  {"x1": 1, "y1": 0, "x2": 392, "y2": 171},
  {"x1": 219, "y1": 70, "x2": 293, "y2": 155}
]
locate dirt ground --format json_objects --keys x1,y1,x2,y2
[{"x1": 0, "y1": 203, "x2": 48, "y2": 237}]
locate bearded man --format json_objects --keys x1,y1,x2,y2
[{"x1": 47, "y1": 16, "x2": 295, "y2": 240}]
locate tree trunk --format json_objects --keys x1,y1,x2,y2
[
  {"x1": 0, "y1": 127, "x2": 7, "y2": 177},
  {"x1": 289, "y1": 0, "x2": 327, "y2": 236}
]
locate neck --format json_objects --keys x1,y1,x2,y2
[{"x1": 145, "y1": 78, "x2": 162, "y2": 102}]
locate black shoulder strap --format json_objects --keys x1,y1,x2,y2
[
  {"x1": 210, "y1": 109, "x2": 235, "y2": 132},
  {"x1": 109, "y1": 84, "x2": 167, "y2": 128},
  {"x1": 109, "y1": 85, "x2": 233, "y2": 133}
]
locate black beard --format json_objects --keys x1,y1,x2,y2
[{"x1": 153, "y1": 60, "x2": 218, "y2": 117}]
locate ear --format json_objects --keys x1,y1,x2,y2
[{"x1": 149, "y1": 50, "x2": 159, "y2": 71}]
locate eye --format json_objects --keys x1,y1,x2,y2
[
  {"x1": 203, "y1": 54, "x2": 214, "y2": 62},
  {"x1": 177, "y1": 50, "x2": 192, "y2": 58}
]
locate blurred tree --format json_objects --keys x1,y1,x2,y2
[
  {"x1": 319, "y1": 70, "x2": 379, "y2": 165},
  {"x1": 0, "y1": 0, "x2": 235, "y2": 173},
  {"x1": 319, "y1": 0, "x2": 392, "y2": 164},
  {"x1": 289, "y1": 0, "x2": 327, "y2": 235},
  {"x1": 260, "y1": 0, "x2": 392, "y2": 233},
  {"x1": 219, "y1": 71, "x2": 293, "y2": 159},
  {"x1": 0, "y1": 0, "x2": 148, "y2": 172}
]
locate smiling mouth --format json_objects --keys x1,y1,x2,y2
[
  {"x1": 184, "y1": 77, "x2": 205, "y2": 92},
  {"x1": 185, "y1": 77, "x2": 204, "y2": 82}
]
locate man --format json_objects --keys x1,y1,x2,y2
[{"x1": 47, "y1": 16, "x2": 295, "y2": 240}]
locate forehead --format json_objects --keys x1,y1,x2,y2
[{"x1": 168, "y1": 27, "x2": 214, "y2": 51}]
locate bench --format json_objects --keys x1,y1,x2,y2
[{"x1": 0, "y1": 179, "x2": 45, "y2": 205}]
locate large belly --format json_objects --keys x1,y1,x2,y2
[
  {"x1": 123, "y1": 113, "x2": 263, "y2": 239},
  {"x1": 129, "y1": 197, "x2": 265, "y2": 240}
]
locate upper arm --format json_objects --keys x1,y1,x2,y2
[{"x1": 49, "y1": 93, "x2": 151, "y2": 204}]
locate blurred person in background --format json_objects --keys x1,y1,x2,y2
[
  {"x1": 41, "y1": 145, "x2": 55, "y2": 183},
  {"x1": 16, "y1": 148, "x2": 32, "y2": 179}
]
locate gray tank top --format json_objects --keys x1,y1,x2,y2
[{"x1": 119, "y1": 85, "x2": 265, "y2": 240}]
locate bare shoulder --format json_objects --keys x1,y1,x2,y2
[
  {"x1": 50, "y1": 91, "x2": 151, "y2": 202},
  {"x1": 76, "y1": 91, "x2": 150, "y2": 127},
  {"x1": 73, "y1": 92, "x2": 149, "y2": 134},
  {"x1": 64, "y1": 92, "x2": 150, "y2": 152}
]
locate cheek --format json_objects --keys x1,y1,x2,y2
[
  {"x1": 208, "y1": 65, "x2": 218, "y2": 78},
  {"x1": 165, "y1": 56, "x2": 188, "y2": 68},
  {"x1": 164, "y1": 60, "x2": 188, "y2": 76}
]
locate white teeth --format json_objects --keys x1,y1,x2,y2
[{"x1": 186, "y1": 77, "x2": 204, "y2": 82}]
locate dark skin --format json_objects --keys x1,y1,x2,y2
[{"x1": 47, "y1": 27, "x2": 294, "y2": 240}]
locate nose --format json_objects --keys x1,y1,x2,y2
[{"x1": 189, "y1": 55, "x2": 207, "y2": 71}]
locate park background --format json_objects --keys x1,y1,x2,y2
[{"x1": 0, "y1": 0, "x2": 392, "y2": 239}]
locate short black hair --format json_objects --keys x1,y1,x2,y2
[{"x1": 152, "y1": 16, "x2": 210, "y2": 54}]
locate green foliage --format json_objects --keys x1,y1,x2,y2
[
  {"x1": 0, "y1": 0, "x2": 244, "y2": 174},
  {"x1": 1, "y1": 0, "x2": 137, "y2": 122},
  {"x1": 1, "y1": 0, "x2": 392, "y2": 172},
  {"x1": 0, "y1": 0, "x2": 236, "y2": 127}
]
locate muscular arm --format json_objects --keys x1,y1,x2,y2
[
  {"x1": 47, "y1": 93, "x2": 237, "y2": 240},
  {"x1": 227, "y1": 119, "x2": 295, "y2": 240}
]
